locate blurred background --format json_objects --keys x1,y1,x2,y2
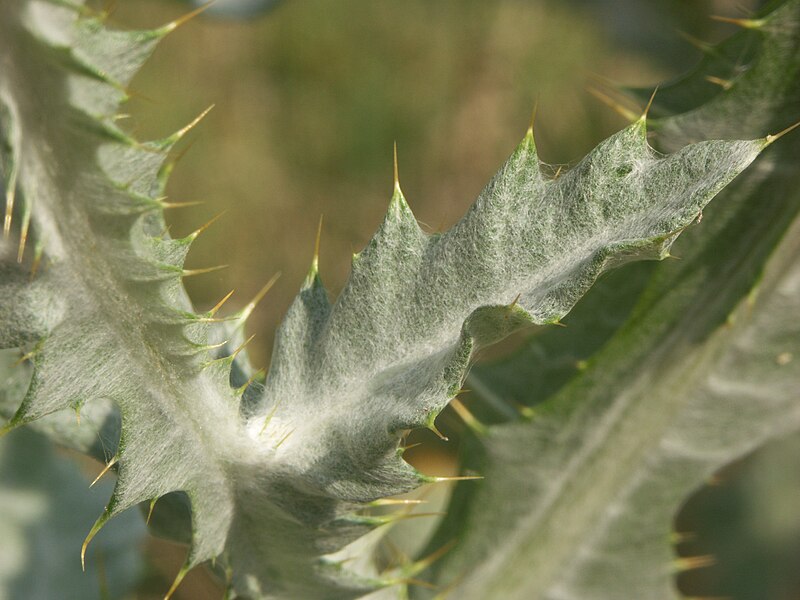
[{"x1": 12, "y1": 0, "x2": 800, "y2": 598}]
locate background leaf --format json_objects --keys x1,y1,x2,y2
[{"x1": 0, "y1": 425, "x2": 145, "y2": 600}]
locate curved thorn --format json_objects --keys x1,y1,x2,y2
[
  {"x1": 237, "y1": 368, "x2": 265, "y2": 396},
  {"x1": 208, "y1": 289, "x2": 235, "y2": 317},
  {"x1": 586, "y1": 86, "x2": 639, "y2": 122},
  {"x1": 369, "y1": 498, "x2": 427, "y2": 507},
  {"x1": 231, "y1": 334, "x2": 255, "y2": 361},
  {"x1": 315, "y1": 215, "x2": 323, "y2": 259},
  {"x1": 163, "y1": 1, "x2": 216, "y2": 34},
  {"x1": 164, "y1": 561, "x2": 191, "y2": 600},
  {"x1": 673, "y1": 554, "x2": 716, "y2": 572},
  {"x1": 640, "y1": 86, "x2": 658, "y2": 122},
  {"x1": 449, "y1": 398, "x2": 487, "y2": 436},
  {"x1": 194, "y1": 338, "x2": 229, "y2": 353},
  {"x1": 90, "y1": 456, "x2": 118, "y2": 488},
  {"x1": 426, "y1": 475, "x2": 483, "y2": 483},
  {"x1": 274, "y1": 428, "x2": 295, "y2": 449},
  {"x1": 182, "y1": 264, "x2": 228, "y2": 278},
  {"x1": 146, "y1": 498, "x2": 158, "y2": 525},
  {"x1": 81, "y1": 511, "x2": 111, "y2": 571},
  {"x1": 17, "y1": 208, "x2": 30, "y2": 263},
  {"x1": 189, "y1": 210, "x2": 227, "y2": 241},
  {"x1": 765, "y1": 119, "x2": 800, "y2": 146},
  {"x1": 670, "y1": 530, "x2": 697, "y2": 544},
  {"x1": 165, "y1": 105, "x2": 215, "y2": 147},
  {"x1": 239, "y1": 272, "x2": 281, "y2": 323},
  {"x1": 393, "y1": 141, "x2": 400, "y2": 193},
  {"x1": 13, "y1": 344, "x2": 40, "y2": 366},
  {"x1": 3, "y1": 163, "x2": 18, "y2": 239},
  {"x1": 160, "y1": 200, "x2": 204, "y2": 210},
  {"x1": 427, "y1": 421, "x2": 449, "y2": 442},
  {"x1": 704, "y1": 75, "x2": 733, "y2": 90},
  {"x1": 527, "y1": 96, "x2": 539, "y2": 139},
  {"x1": 675, "y1": 29, "x2": 715, "y2": 54},
  {"x1": 259, "y1": 396, "x2": 282, "y2": 434},
  {"x1": 409, "y1": 540, "x2": 457, "y2": 574},
  {"x1": 308, "y1": 215, "x2": 323, "y2": 278},
  {"x1": 398, "y1": 442, "x2": 423, "y2": 453},
  {"x1": 372, "y1": 512, "x2": 446, "y2": 525},
  {"x1": 30, "y1": 242, "x2": 44, "y2": 280}
]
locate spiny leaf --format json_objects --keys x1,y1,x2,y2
[
  {"x1": 421, "y1": 1, "x2": 800, "y2": 598},
  {"x1": 0, "y1": 1, "x2": 774, "y2": 599}
]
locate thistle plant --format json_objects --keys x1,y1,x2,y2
[{"x1": 1, "y1": 1, "x2": 799, "y2": 599}]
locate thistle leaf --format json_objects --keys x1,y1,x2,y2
[
  {"x1": 421, "y1": 1, "x2": 800, "y2": 597},
  {"x1": 0, "y1": 1, "x2": 773, "y2": 598}
]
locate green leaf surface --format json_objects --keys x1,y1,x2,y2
[
  {"x1": 0, "y1": 1, "x2": 775, "y2": 598},
  {"x1": 422, "y1": 1, "x2": 800, "y2": 598}
]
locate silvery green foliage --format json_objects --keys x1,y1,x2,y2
[
  {"x1": 0, "y1": 408, "x2": 144, "y2": 600},
  {"x1": 0, "y1": 0, "x2": 773, "y2": 598},
  {"x1": 422, "y1": 1, "x2": 800, "y2": 598}
]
